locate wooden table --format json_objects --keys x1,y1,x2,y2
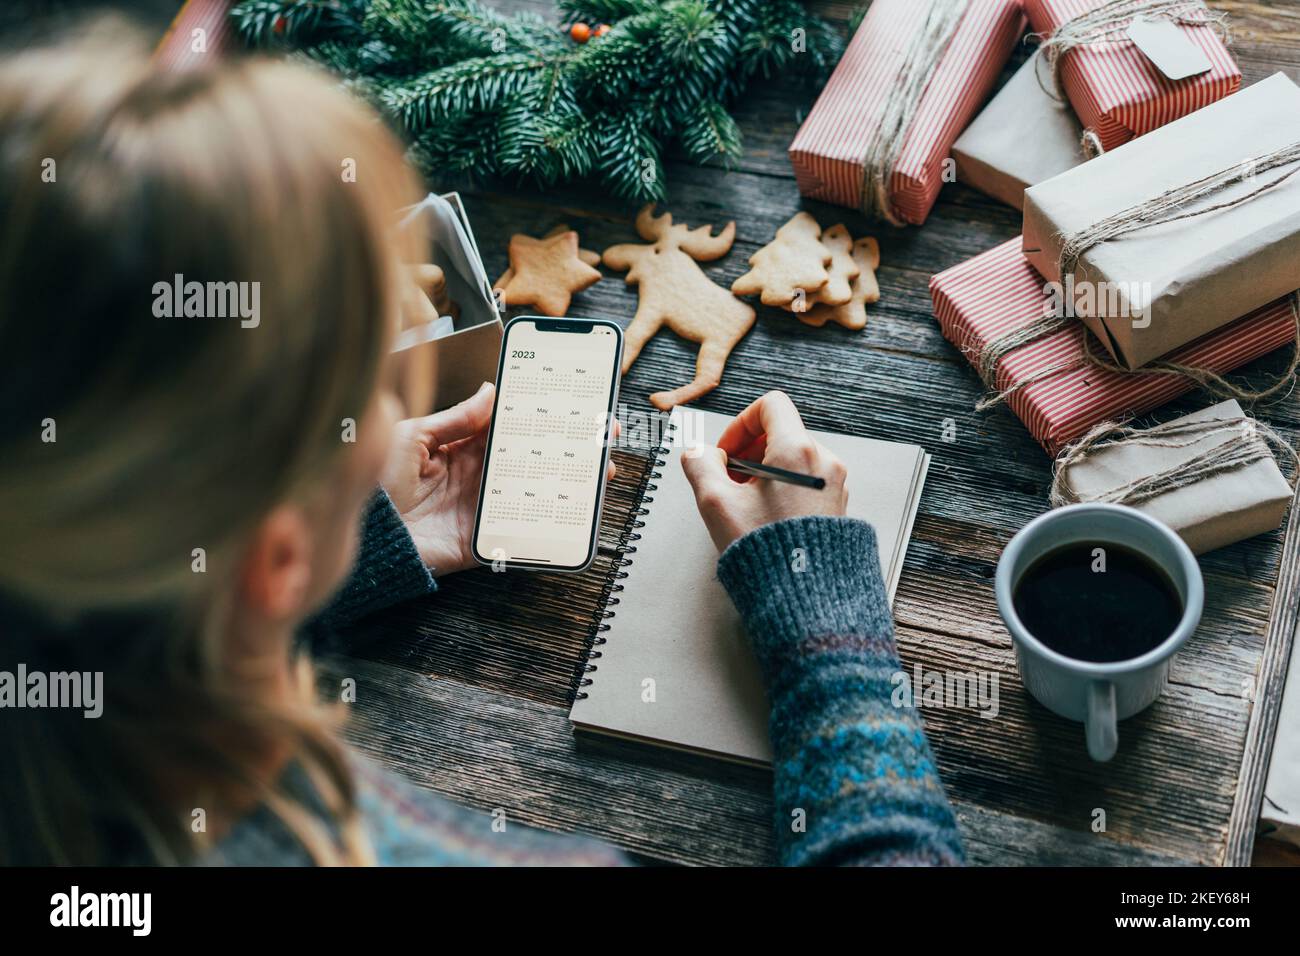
[{"x1": 340, "y1": 0, "x2": 1300, "y2": 866}]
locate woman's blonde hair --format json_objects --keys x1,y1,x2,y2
[{"x1": 0, "y1": 24, "x2": 424, "y2": 864}]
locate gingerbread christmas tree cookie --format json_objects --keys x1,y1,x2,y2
[
  {"x1": 808, "y1": 224, "x2": 860, "y2": 308},
  {"x1": 731, "y1": 211, "x2": 833, "y2": 308},
  {"x1": 798, "y1": 237, "x2": 880, "y2": 331}
]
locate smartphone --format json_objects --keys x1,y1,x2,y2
[{"x1": 472, "y1": 316, "x2": 624, "y2": 572}]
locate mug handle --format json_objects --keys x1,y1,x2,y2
[{"x1": 1086, "y1": 681, "x2": 1118, "y2": 762}]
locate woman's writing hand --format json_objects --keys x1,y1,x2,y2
[
  {"x1": 681, "y1": 390, "x2": 848, "y2": 552},
  {"x1": 383, "y1": 382, "x2": 617, "y2": 575}
]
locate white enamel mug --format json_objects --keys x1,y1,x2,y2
[{"x1": 995, "y1": 503, "x2": 1204, "y2": 762}]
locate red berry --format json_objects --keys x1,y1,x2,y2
[
  {"x1": 273, "y1": 15, "x2": 286, "y2": 35},
  {"x1": 570, "y1": 22, "x2": 591, "y2": 43},
  {"x1": 595, "y1": 24, "x2": 611, "y2": 37}
]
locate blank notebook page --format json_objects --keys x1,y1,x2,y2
[{"x1": 569, "y1": 406, "x2": 928, "y2": 765}]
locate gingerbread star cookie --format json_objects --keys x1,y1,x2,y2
[
  {"x1": 495, "y1": 224, "x2": 600, "y2": 291},
  {"x1": 496, "y1": 228, "x2": 602, "y2": 316}
]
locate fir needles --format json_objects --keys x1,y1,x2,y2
[{"x1": 230, "y1": 0, "x2": 844, "y2": 201}]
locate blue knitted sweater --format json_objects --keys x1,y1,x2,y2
[{"x1": 213, "y1": 494, "x2": 964, "y2": 866}]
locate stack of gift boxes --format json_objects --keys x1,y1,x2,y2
[
  {"x1": 791, "y1": 0, "x2": 1300, "y2": 843},
  {"x1": 791, "y1": 0, "x2": 1300, "y2": 532}
]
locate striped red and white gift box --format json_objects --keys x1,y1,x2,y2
[
  {"x1": 789, "y1": 0, "x2": 1023, "y2": 224},
  {"x1": 155, "y1": 0, "x2": 238, "y2": 72},
  {"x1": 930, "y1": 238, "x2": 1297, "y2": 455},
  {"x1": 1023, "y1": 0, "x2": 1240, "y2": 151}
]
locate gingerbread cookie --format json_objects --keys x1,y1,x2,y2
[
  {"x1": 402, "y1": 267, "x2": 438, "y2": 328},
  {"x1": 798, "y1": 237, "x2": 880, "y2": 331},
  {"x1": 604, "y1": 204, "x2": 755, "y2": 410},
  {"x1": 496, "y1": 228, "x2": 601, "y2": 316},
  {"x1": 395, "y1": 268, "x2": 442, "y2": 416},
  {"x1": 494, "y1": 224, "x2": 600, "y2": 290},
  {"x1": 808, "y1": 224, "x2": 859, "y2": 308},
  {"x1": 408, "y1": 262, "x2": 458, "y2": 321},
  {"x1": 731, "y1": 211, "x2": 832, "y2": 308},
  {"x1": 411, "y1": 263, "x2": 459, "y2": 319}
]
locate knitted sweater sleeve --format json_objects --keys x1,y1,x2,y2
[
  {"x1": 308, "y1": 491, "x2": 437, "y2": 637},
  {"x1": 716, "y1": 515, "x2": 965, "y2": 867}
]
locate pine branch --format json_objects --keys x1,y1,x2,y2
[
  {"x1": 496, "y1": 93, "x2": 595, "y2": 185},
  {"x1": 367, "y1": 0, "x2": 564, "y2": 60},
  {"x1": 231, "y1": 0, "x2": 365, "y2": 47},
  {"x1": 231, "y1": 0, "x2": 846, "y2": 202},
  {"x1": 567, "y1": 12, "x2": 657, "y2": 103},
  {"x1": 658, "y1": 1, "x2": 727, "y2": 73},
  {"x1": 677, "y1": 98, "x2": 742, "y2": 166},
  {"x1": 557, "y1": 0, "x2": 656, "y2": 24},
  {"x1": 596, "y1": 110, "x2": 666, "y2": 202},
  {"x1": 383, "y1": 52, "x2": 560, "y2": 132},
  {"x1": 407, "y1": 108, "x2": 501, "y2": 179},
  {"x1": 737, "y1": 0, "x2": 844, "y2": 84}
]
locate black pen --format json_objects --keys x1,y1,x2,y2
[{"x1": 726, "y1": 457, "x2": 826, "y2": 489}]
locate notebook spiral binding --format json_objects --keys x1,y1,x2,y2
[{"x1": 569, "y1": 419, "x2": 676, "y2": 703}]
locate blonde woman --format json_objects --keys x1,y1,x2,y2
[{"x1": 0, "y1": 30, "x2": 962, "y2": 866}]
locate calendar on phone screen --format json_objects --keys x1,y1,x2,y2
[{"x1": 473, "y1": 317, "x2": 622, "y2": 571}]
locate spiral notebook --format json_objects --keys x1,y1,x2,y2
[{"x1": 569, "y1": 406, "x2": 930, "y2": 766}]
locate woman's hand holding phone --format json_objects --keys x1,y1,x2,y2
[
  {"x1": 682, "y1": 391, "x2": 849, "y2": 553},
  {"x1": 386, "y1": 383, "x2": 832, "y2": 573},
  {"x1": 384, "y1": 383, "x2": 617, "y2": 576}
]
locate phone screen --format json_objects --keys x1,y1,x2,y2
[{"x1": 472, "y1": 317, "x2": 623, "y2": 571}]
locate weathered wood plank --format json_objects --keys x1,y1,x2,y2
[
  {"x1": 342, "y1": 0, "x2": 1300, "y2": 866},
  {"x1": 1227, "y1": 479, "x2": 1300, "y2": 864},
  {"x1": 331, "y1": 656, "x2": 1192, "y2": 865}
]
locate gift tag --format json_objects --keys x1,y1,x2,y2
[{"x1": 1126, "y1": 17, "x2": 1213, "y2": 81}]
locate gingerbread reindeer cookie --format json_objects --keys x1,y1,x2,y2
[{"x1": 603, "y1": 205, "x2": 755, "y2": 410}]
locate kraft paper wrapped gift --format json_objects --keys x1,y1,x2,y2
[
  {"x1": 788, "y1": 0, "x2": 1023, "y2": 224},
  {"x1": 1022, "y1": 73, "x2": 1300, "y2": 371},
  {"x1": 1053, "y1": 400, "x2": 1293, "y2": 554},
  {"x1": 930, "y1": 237, "x2": 1299, "y2": 454},
  {"x1": 1023, "y1": 0, "x2": 1240, "y2": 151},
  {"x1": 952, "y1": 53, "x2": 1090, "y2": 210},
  {"x1": 393, "y1": 192, "x2": 503, "y2": 415}
]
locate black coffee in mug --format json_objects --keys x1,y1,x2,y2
[{"x1": 1011, "y1": 542, "x2": 1183, "y2": 663}]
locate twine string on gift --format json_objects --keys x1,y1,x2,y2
[
  {"x1": 1059, "y1": 140, "x2": 1300, "y2": 281},
  {"x1": 1049, "y1": 414, "x2": 1299, "y2": 508},
  {"x1": 972, "y1": 292, "x2": 1300, "y2": 413},
  {"x1": 859, "y1": 0, "x2": 970, "y2": 226},
  {"x1": 1080, "y1": 128, "x2": 1105, "y2": 159},
  {"x1": 1031, "y1": 0, "x2": 1229, "y2": 101},
  {"x1": 971, "y1": 312, "x2": 1071, "y2": 388}
]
